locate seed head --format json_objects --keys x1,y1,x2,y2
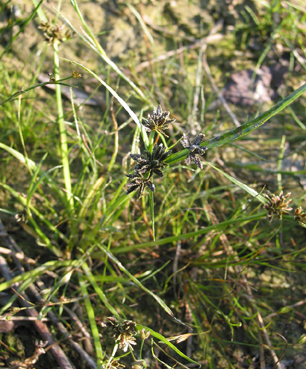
[
  {"x1": 141, "y1": 328, "x2": 150, "y2": 340},
  {"x1": 72, "y1": 71, "x2": 82, "y2": 79},
  {"x1": 264, "y1": 191, "x2": 293, "y2": 222},
  {"x1": 181, "y1": 133, "x2": 208, "y2": 169},
  {"x1": 101, "y1": 317, "x2": 137, "y2": 352},
  {"x1": 38, "y1": 21, "x2": 74, "y2": 45},
  {"x1": 130, "y1": 144, "x2": 172, "y2": 178},
  {"x1": 126, "y1": 172, "x2": 155, "y2": 199},
  {"x1": 141, "y1": 105, "x2": 175, "y2": 137}
]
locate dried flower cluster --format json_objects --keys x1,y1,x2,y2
[
  {"x1": 130, "y1": 144, "x2": 171, "y2": 177},
  {"x1": 38, "y1": 21, "x2": 74, "y2": 45},
  {"x1": 264, "y1": 191, "x2": 293, "y2": 222},
  {"x1": 181, "y1": 133, "x2": 208, "y2": 169},
  {"x1": 141, "y1": 105, "x2": 175, "y2": 137},
  {"x1": 126, "y1": 144, "x2": 172, "y2": 198},
  {"x1": 101, "y1": 317, "x2": 137, "y2": 352},
  {"x1": 23, "y1": 341, "x2": 48, "y2": 368}
]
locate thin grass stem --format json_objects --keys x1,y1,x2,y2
[{"x1": 53, "y1": 42, "x2": 74, "y2": 211}]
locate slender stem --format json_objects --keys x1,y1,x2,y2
[
  {"x1": 109, "y1": 99, "x2": 119, "y2": 173},
  {"x1": 149, "y1": 131, "x2": 155, "y2": 152},
  {"x1": 53, "y1": 42, "x2": 73, "y2": 210},
  {"x1": 105, "y1": 343, "x2": 118, "y2": 369},
  {"x1": 149, "y1": 189, "x2": 155, "y2": 241},
  {"x1": 277, "y1": 135, "x2": 286, "y2": 192}
]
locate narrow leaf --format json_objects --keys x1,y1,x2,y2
[
  {"x1": 203, "y1": 162, "x2": 267, "y2": 204},
  {"x1": 82, "y1": 262, "x2": 120, "y2": 318},
  {"x1": 59, "y1": 58, "x2": 149, "y2": 147}
]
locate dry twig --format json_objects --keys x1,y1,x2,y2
[{"x1": 202, "y1": 55, "x2": 241, "y2": 127}]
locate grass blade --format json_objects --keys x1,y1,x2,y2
[
  {"x1": 96, "y1": 243, "x2": 176, "y2": 319},
  {"x1": 61, "y1": 1, "x2": 148, "y2": 101},
  {"x1": 95, "y1": 213, "x2": 267, "y2": 255},
  {"x1": 203, "y1": 162, "x2": 267, "y2": 204},
  {"x1": 0, "y1": 143, "x2": 37, "y2": 171},
  {"x1": 82, "y1": 261, "x2": 120, "y2": 318},
  {"x1": 0, "y1": 260, "x2": 77, "y2": 294},
  {"x1": 79, "y1": 274, "x2": 104, "y2": 369},
  {"x1": 126, "y1": 3, "x2": 155, "y2": 47},
  {"x1": 53, "y1": 43, "x2": 74, "y2": 210},
  {"x1": 136, "y1": 324, "x2": 201, "y2": 367},
  {"x1": 0, "y1": 0, "x2": 44, "y2": 60},
  {"x1": 59, "y1": 58, "x2": 149, "y2": 147}
]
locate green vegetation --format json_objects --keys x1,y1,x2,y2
[{"x1": 1, "y1": 1, "x2": 306, "y2": 368}]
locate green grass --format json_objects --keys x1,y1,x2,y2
[{"x1": 1, "y1": 1, "x2": 306, "y2": 368}]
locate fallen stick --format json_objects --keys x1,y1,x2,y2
[
  {"x1": 202, "y1": 55, "x2": 241, "y2": 127},
  {"x1": 0, "y1": 221, "x2": 95, "y2": 368},
  {"x1": 134, "y1": 33, "x2": 223, "y2": 73},
  {"x1": 0, "y1": 254, "x2": 74, "y2": 369}
]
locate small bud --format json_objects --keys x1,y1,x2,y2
[
  {"x1": 72, "y1": 71, "x2": 82, "y2": 79},
  {"x1": 132, "y1": 365, "x2": 143, "y2": 369},
  {"x1": 141, "y1": 328, "x2": 150, "y2": 340},
  {"x1": 11, "y1": 307, "x2": 21, "y2": 314}
]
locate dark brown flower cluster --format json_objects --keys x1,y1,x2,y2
[
  {"x1": 126, "y1": 144, "x2": 172, "y2": 198},
  {"x1": 101, "y1": 317, "x2": 137, "y2": 352},
  {"x1": 126, "y1": 105, "x2": 209, "y2": 198},
  {"x1": 264, "y1": 191, "x2": 293, "y2": 222},
  {"x1": 141, "y1": 105, "x2": 175, "y2": 138}
]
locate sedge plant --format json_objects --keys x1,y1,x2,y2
[{"x1": 1, "y1": 1, "x2": 306, "y2": 368}]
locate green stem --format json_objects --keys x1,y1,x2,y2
[
  {"x1": 148, "y1": 131, "x2": 155, "y2": 152},
  {"x1": 149, "y1": 189, "x2": 155, "y2": 241},
  {"x1": 277, "y1": 135, "x2": 286, "y2": 192},
  {"x1": 53, "y1": 42, "x2": 73, "y2": 210}
]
